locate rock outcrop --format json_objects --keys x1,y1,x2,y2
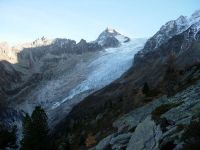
[{"x1": 91, "y1": 78, "x2": 200, "y2": 150}]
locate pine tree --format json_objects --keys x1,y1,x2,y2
[
  {"x1": 20, "y1": 106, "x2": 49, "y2": 150},
  {"x1": 31, "y1": 106, "x2": 49, "y2": 150},
  {"x1": 20, "y1": 114, "x2": 32, "y2": 150}
]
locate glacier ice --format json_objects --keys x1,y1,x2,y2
[{"x1": 51, "y1": 39, "x2": 146, "y2": 110}]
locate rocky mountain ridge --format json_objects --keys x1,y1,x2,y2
[
  {"x1": 0, "y1": 29, "x2": 146, "y2": 130},
  {"x1": 0, "y1": 28, "x2": 128, "y2": 94},
  {"x1": 140, "y1": 10, "x2": 200, "y2": 54},
  {"x1": 0, "y1": 28, "x2": 130, "y2": 64},
  {"x1": 55, "y1": 10, "x2": 200, "y2": 150},
  {"x1": 1, "y1": 9, "x2": 200, "y2": 150},
  {"x1": 67, "y1": 10, "x2": 200, "y2": 122}
]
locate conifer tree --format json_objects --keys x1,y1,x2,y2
[
  {"x1": 20, "y1": 106, "x2": 49, "y2": 150},
  {"x1": 20, "y1": 114, "x2": 32, "y2": 150},
  {"x1": 31, "y1": 106, "x2": 49, "y2": 150}
]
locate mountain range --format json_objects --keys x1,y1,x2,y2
[
  {"x1": 0, "y1": 28, "x2": 145, "y2": 128},
  {"x1": 1, "y1": 9, "x2": 200, "y2": 150},
  {"x1": 59, "y1": 10, "x2": 200, "y2": 150}
]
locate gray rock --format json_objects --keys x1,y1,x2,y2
[
  {"x1": 113, "y1": 96, "x2": 169, "y2": 132},
  {"x1": 95, "y1": 80, "x2": 200, "y2": 150},
  {"x1": 91, "y1": 132, "x2": 132, "y2": 150},
  {"x1": 126, "y1": 116, "x2": 162, "y2": 150},
  {"x1": 110, "y1": 133, "x2": 132, "y2": 150}
]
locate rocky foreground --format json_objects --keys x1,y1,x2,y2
[{"x1": 91, "y1": 77, "x2": 200, "y2": 150}]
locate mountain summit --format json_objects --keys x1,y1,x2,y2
[
  {"x1": 96, "y1": 27, "x2": 130, "y2": 48},
  {"x1": 141, "y1": 10, "x2": 200, "y2": 53}
]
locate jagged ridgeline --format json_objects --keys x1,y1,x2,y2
[
  {"x1": 1, "y1": 8, "x2": 200, "y2": 150},
  {"x1": 0, "y1": 27, "x2": 146, "y2": 149},
  {"x1": 52, "y1": 10, "x2": 200, "y2": 150}
]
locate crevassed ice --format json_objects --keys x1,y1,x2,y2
[{"x1": 51, "y1": 39, "x2": 146, "y2": 109}]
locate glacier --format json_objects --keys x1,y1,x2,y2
[
  {"x1": 14, "y1": 38, "x2": 146, "y2": 125},
  {"x1": 51, "y1": 39, "x2": 146, "y2": 110}
]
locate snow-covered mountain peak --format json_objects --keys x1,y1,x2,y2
[
  {"x1": 101, "y1": 27, "x2": 121, "y2": 37},
  {"x1": 159, "y1": 15, "x2": 188, "y2": 34},
  {"x1": 141, "y1": 10, "x2": 200, "y2": 53},
  {"x1": 189, "y1": 10, "x2": 200, "y2": 28},
  {"x1": 191, "y1": 10, "x2": 200, "y2": 19},
  {"x1": 96, "y1": 28, "x2": 130, "y2": 48},
  {"x1": 105, "y1": 27, "x2": 119, "y2": 34},
  {"x1": 176, "y1": 15, "x2": 188, "y2": 25}
]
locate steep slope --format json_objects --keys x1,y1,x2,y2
[
  {"x1": 141, "y1": 10, "x2": 200, "y2": 53},
  {"x1": 56, "y1": 10, "x2": 200, "y2": 150},
  {"x1": 68, "y1": 10, "x2": 200, "y2": 121},
  {"x1": 131, "y1": 10, "x2": 200, "y2": 86},
  {"x1": 92, "y1": 77, "x2": 200, "y2": 150}
]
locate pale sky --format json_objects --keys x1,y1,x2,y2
[{"x1": 0, "y1": 0, "x2": 199, "y2": 45}]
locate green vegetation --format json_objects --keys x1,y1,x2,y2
[{"x1": 20, "y1": 106, "x2": 50, "y2": 150}]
